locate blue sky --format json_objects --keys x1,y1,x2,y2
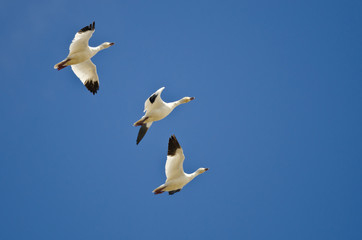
[{"x1": 1, "y1": 0, "x2": 362, "y2": 239}]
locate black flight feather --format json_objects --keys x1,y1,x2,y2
[
  {"x1": 78, "y1": 21, "x2": 95, "y2": 33},
  {"x1": 136, "y1": 124, "x2": 149, "y2": 145},
  {"x1": 84, "y1": 80, "x2": 99, "y2": 95},
  {"x1": 149, "y1": 93, "x2": 158, "y2": 103},
  {"x1": 168, "y1": 189, "x2": 181, "y2": 195},
  {"x1": 168, "y1": 135, "x2": 181, "y2": 156}
]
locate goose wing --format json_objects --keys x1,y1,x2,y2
[
  {"x1": 136, "y1": 122, "x2": 153, "y2": 145},
  {"x1": 144, "y1": 87, "x2": 165, "y2": 113},
  {"x1": 69, "y1": 22, "x2": 95, "y2": 53},
  {"x1": 71, "y1": 59, "x2": 99, "y2": 94},
  {"x1": 165, "y1": 135, "x2": 185, "y2": 180}
]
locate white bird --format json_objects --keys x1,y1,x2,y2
[
  {"x1": 54, "y1": 22, "x2": 114, "y2": 94},
  {"x1": 153, "y1": 135, "x2": 209, "y2": 195},
  {"x1": 133, "y1": 87, "x2": 195, "y2": 145}
]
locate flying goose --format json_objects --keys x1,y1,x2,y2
[
  {"x1": 54, "y1": 22, "x2": 114, "y2": 94},
  {"x1": 133, "y1": 87, "x2": 195, "y2": 145},
  {"x1": 153, "y1": 135, "x2": 209, "y2": 195}
]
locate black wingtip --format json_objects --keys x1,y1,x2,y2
[
  {"x1": 168, "y1": 189, "x2": 181, "y2": 195},
  {"x1": 168, "y1": 135, "x2": 181, "y2": 156},
  {"x1": 78, "y1": 21, "x2": 95, "y2": 33},
  {"x1": 84, "y1": 80, "x2": 99, "y2": 95},
  {"x1": 136, "y1": 124, "x2": 149, "y2": 145},
  {"x1": 149, "y1": 93, "x2": 158, "y2": 103}
]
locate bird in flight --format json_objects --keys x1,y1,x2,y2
[
  {"x1": 153, "y1": 135, "x2": 208, "y2": 195},
  {"x1": 54, "y1": 22, "x2": 114, "y2": 94},
  {"x1": 134, "y1": 87, "x2": 195, "y2": 145}
]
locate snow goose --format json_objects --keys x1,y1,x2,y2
[
  {"x1": 133, "y1": 87, "x2": 195, "y2": 145},
  {"x1": 153, "y1": 135, "x2": 208, "y2": 195},
  {"x1": 54, "y1": 22, "x2": 114, "y2": 94}
]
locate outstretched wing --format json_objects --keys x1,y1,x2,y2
[
  {"x1": 69, "y1": 22, "x2": 95, "y2": 53},
  {"x1": 71, "y1": 59, "x2": 99, "y2": 94},
  {"x1": 136, "y1": 122, "x2": 153, "y2": 145},
  {"x1": 143, "y1": 87, "x2": 165, "y2": 113},
  {"x1": 165, "y1": 135, "x2": 185, "y2": 180}
]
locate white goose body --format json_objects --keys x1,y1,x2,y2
[
  {"x1": 144, "y1": 100, "x2": 173, "y2": 122},
  {"x1": 161, "y1": 173, "x2": 198, "y2": 192},
  {"x1": 133, "y1": 87, "x2": 195, "y2": 145},
  {"x1": 153, "y1": 135, "x2": 208, "y2": 195},
  {"x1": 54, "y1": 22, "x2": 114, "y2": 94}
]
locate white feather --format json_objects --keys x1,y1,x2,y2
[
  {"x1": 71, "y1": 59, "x2": 99, "y2": 85},
  {"x1": 165, "y1": 148, "x2": 185, "y2": 180},
  {"x1": 69, "y1": 29, "x2": 95, "y2": 53}
]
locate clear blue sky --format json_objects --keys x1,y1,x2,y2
[{"x1": 1, "y1": 1, "x2": 361, "y2": 239}]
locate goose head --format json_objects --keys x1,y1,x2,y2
[
  {"x1": 101, "y1": 42, "x2": 115, "y2": 49},
  {"x1": 196, "y1": 168, "x2": 209, "y2": 174},
  {"x1": 180, "y1": 96, "x2": 195, "y2": 104}
]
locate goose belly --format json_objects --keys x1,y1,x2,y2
[
  {"x1": 67, "y1": 52, "x2": 92, "y2": 65},
  {"x1": 164, "y1": 178, "x2": 189, "y2": 191},
  {"x1": 148, "y1": 108, "x2": 172, "y2": 122}
]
